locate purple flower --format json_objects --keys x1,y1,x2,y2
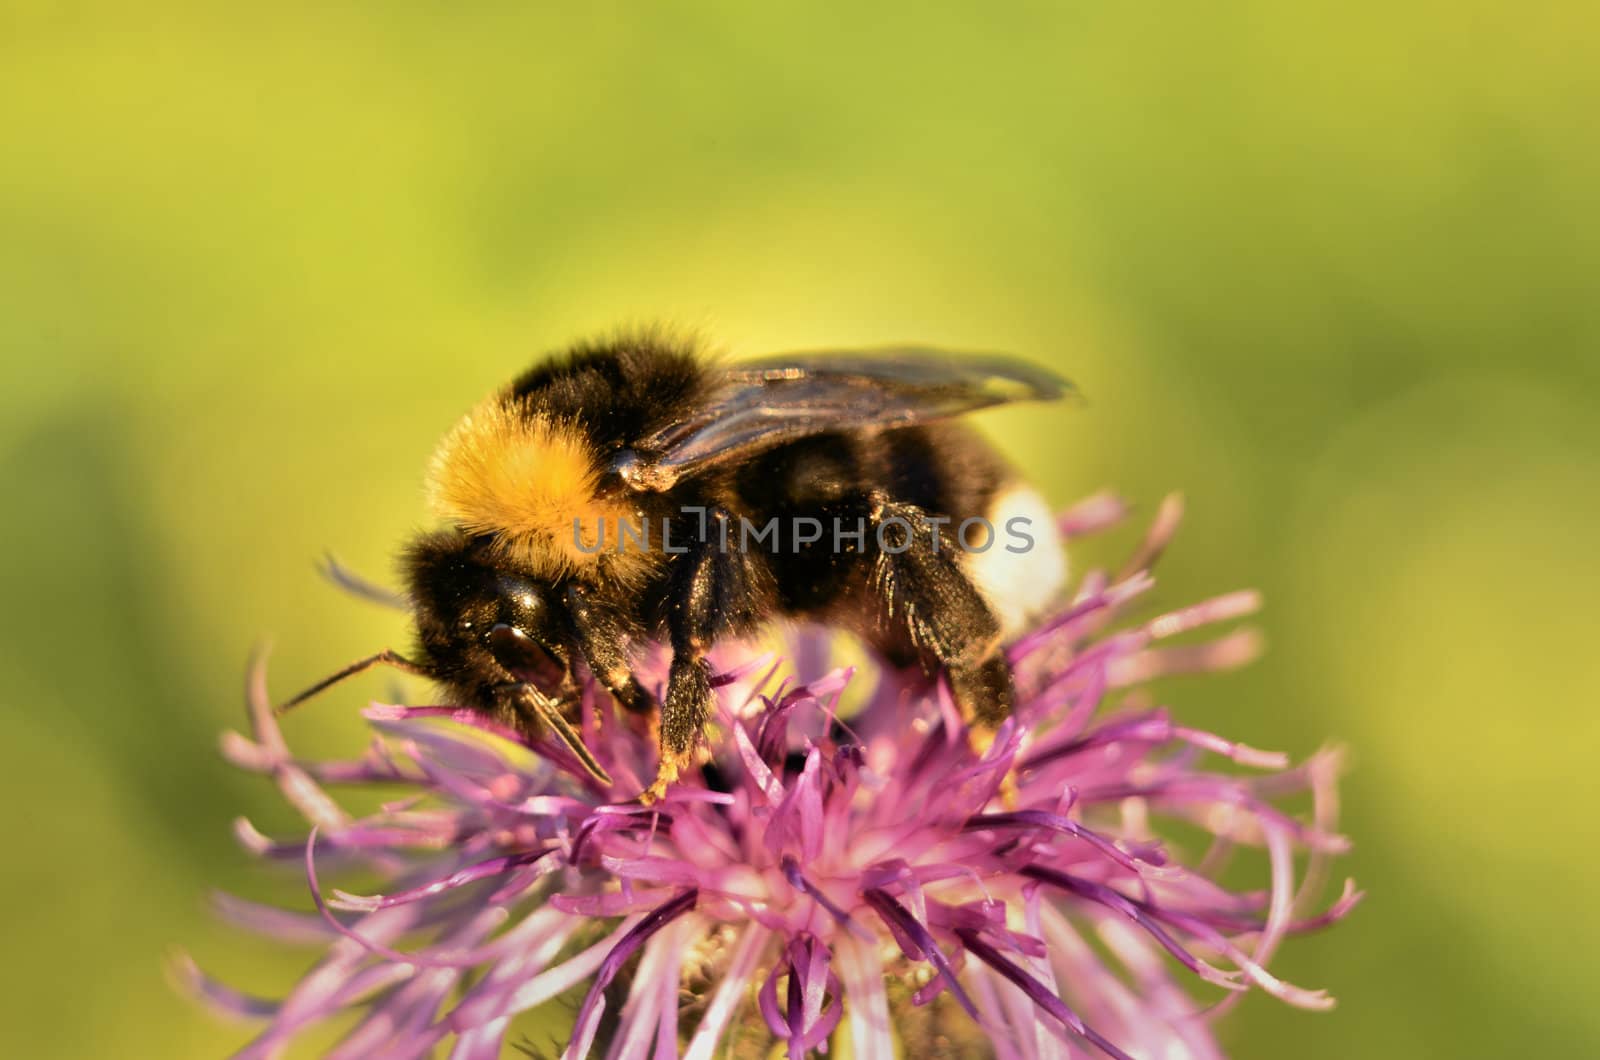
[{"x1": 177, "y1": 494, "x2": 1358, "y2": 1059}]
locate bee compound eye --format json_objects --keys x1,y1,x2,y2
[{"x1": 495, "y1": 574, "x2": 548, "y2": 623}]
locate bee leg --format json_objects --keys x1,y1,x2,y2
[
  {"x1": 640, "y1": 510, "x2": 773, "y2": 804},
  {"x1": 640, "y1": 653, "x2": 712, "y2": 805},
  {"x1": 862, "y1": 494, "x2": 1018, "y2": 798},
  {"x1": 949, "y1": 653, "x2": 1015, "y2": 728},
  {"x1": 952, "y1": 654, "x2": 1021, "y2": 809},
  {"x1": 863, "y1": 494, "x2": 1007, "y2": 692},
  {"x1": 564, "y1": 584, "x2": 654, "y2": 715}
]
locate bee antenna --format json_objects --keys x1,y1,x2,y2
[{"x1": 275, "y1": 649, "x2": 428, "y2": 716}]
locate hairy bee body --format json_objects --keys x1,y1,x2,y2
[{"x1": 292, "y1": 333, "x2": 1070, "y2": 801}]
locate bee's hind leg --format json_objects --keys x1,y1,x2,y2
[
  {"x1": 950, "y1": 653, "x2": 1016, "y2": 731},
  {"x1": 860, "y1": 493, "x2": 1020, "y2": 803},
  {"x1": 950, "y1": 654, "x2": 1022, "y2": 807}
]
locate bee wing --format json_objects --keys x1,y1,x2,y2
[{"x1": 624, "y1": 347, "x2": 1074, "y2": 488}]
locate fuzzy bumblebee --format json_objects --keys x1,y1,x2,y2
[{"x1": 280, "y1": 332, "x2": 1072, "y2": 802}]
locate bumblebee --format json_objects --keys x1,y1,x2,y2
[{"x1": 281, "y1": 333, "x2": 1072, "y2": 802}]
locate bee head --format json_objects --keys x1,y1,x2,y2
[{"x1": 403, "y1": 530, "x2": 573, "y2": 699}]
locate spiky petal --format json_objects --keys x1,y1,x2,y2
[{"x1": 180, "y1": 493, "x2": 1357, "y2": 1059}]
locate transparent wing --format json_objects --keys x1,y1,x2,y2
[{"x1": 621, "y1": 347, "x2": 1074, "y2": 489}]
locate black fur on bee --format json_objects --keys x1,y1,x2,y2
[{"x1": 281, "y1": 331, "x2": 1073, "y2": 802}]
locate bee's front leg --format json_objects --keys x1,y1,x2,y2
[
  {"x1": 564, "y1": 583, "x2": 654, "y2": 716},
  {"x1": 641, "y1": 508, "x2": 773, "y2": 805}
]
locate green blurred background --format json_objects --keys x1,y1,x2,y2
[{"x1": 2, "y1": 3, "x2": 1595, "y2": 1056}]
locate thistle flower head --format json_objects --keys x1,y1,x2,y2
[{"x1": 179, "y1": 494, "x2": 1357, "y2": 1059}]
